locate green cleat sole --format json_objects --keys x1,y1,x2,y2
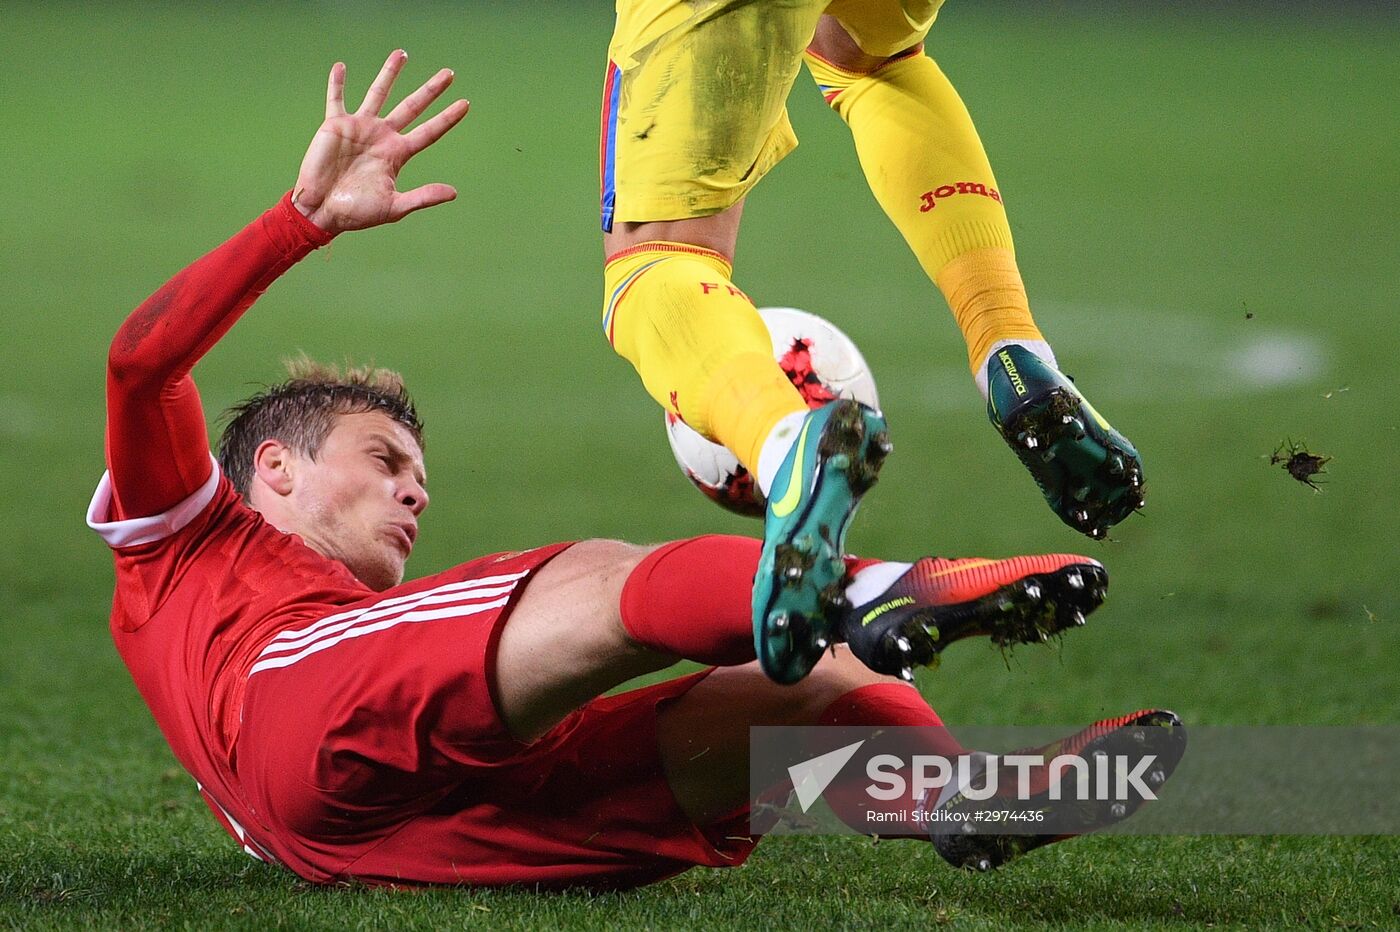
[{"x1": 754, "y1": 400, "x2": 889, "y2": 684}]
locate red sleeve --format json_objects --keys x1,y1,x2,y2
[{"x1": 105, "y1": 192, "x2": 334, "y2": 520}]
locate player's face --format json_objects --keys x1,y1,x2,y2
[{"x1": 288, "y1": 411, "x2": 428, "y2": 591}]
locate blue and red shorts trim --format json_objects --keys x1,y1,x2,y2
[{"x1": 599, "y1": 60, "x2": 622, "y2": 232}]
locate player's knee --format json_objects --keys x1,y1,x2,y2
[
  {"x1": 808, "y1": 15, "x2": 914, "y2": 75},
  {"x1": 512, "y1": 538, "x2": 657, "y2": 647},
  {"x1": 569, "y1": 538, "x2": 655, "y2": 578}
]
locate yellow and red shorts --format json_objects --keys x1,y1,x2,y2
[{"x1": 599, "y1": 0, "x2": 947, "y2": 230}]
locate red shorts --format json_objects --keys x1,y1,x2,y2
[{"x1": 236, "y1": 543, "x2": 757, "y2": 888}]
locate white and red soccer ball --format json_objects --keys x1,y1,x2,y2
[{"x1": 664, "y1": 307, "x2": 880, "y2": 516}]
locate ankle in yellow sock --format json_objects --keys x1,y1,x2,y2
[{"x1": 936, "y1": 248, "x2": 1045, "y2": 375}]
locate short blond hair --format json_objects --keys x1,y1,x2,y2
[{"x1": 217, "y1": 356, "x2": 423, "y2": 498}]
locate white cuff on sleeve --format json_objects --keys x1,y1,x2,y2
[{"x1": 86, "y1": 455, "x2": 222, "y2": 549}]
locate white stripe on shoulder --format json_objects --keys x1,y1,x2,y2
[{"x1": 85, "y1": 454, "x2": 222, "y2": 549}]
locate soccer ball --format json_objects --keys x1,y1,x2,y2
[{"x1": 664, "y1": 307, "x2": 880, "y2": 517}]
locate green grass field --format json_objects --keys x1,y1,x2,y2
[{"x1": 3, "y1": 2, "x2": 1398, "y2": 927}]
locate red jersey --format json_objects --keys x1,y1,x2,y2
[
  {"x1": 90, "y1": 193, "x2": 758, "y2": 886},
  {"x1": 88, "y1": 463, "x2": 586, "y2": 879},
  {"x1": 87, "y1": 470, "x2": 377, "y2": 861},
  {"x1": 89, "y1": 194, "x2": 360, "y2": 866}
]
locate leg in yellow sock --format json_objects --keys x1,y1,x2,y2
[
  {"x1": 603, "y1": 236, "x2": 891, "y2": 685},
  {"x1": 602, "y1": 242, "x2": 807, "y2": 475},
  {"x1": 804, "y1": 25, "x2": 1047, "y2": 379},
  {"x1": 805, "y1": 17, "x2": 1145, "y2": 540}
]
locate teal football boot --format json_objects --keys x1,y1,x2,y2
[
  {"x1": 986, "y1": 345, "x2": 1145, "y2": 539},
  {"x1": 753, "y1": 399, "x2": 891, "y2": 685}
]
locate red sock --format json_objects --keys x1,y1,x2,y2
[
  {"x1": 619, "y1": 538, "x2": 888, "y2": 665},
  {"x1": 619, "y1": 535, "x2": 759, "y2": 666},
  {"x1": 818, "y1": 684, "x2": 964, "y2": 838}
]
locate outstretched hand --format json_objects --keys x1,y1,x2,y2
[{"x1": 292, "y1": 50, "x2": 470, "y2": 234}]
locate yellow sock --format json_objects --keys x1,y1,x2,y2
[
  {"x1": 603, "y1": 242, "x2": 807, "y2": 473},
  {"x1": 936, "y1": 248, "x2": 1045, "y2": 375},
  {"x1": 806, "y1": 48, "x2": 1046, "y2": 374}
]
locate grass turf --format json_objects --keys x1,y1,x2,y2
[{"x1": 2, "y1": 1, "x2": 1398, "y2": 927}]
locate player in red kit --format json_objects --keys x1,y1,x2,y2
[{"x1": 89, "y1": 51, "x2": 1181, "y2": 887}]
